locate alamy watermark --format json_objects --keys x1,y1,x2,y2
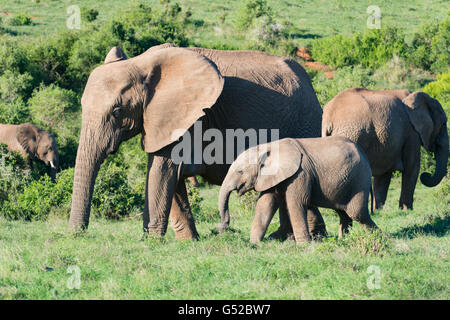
[
  {"x1": 66, "y1": 5, "x2": 81, "y2": 29},
  {"x1": 366, "y1": 265, "x2": 381, "y2": 290},
  {"x1": 171, "y1": 121, "x2": 280, "y2": 175},
  {"x1": 367, "y1": 5, "x2": 381, "y2": 29},
  {"x1": 67, "y1": 265, "x2": 81, "y2": 290}
]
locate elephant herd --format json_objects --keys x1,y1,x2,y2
[{"x1": 0, "y1": 44, "x2": 447, "y2": 244}]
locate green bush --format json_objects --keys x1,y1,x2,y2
[
  {"x1": 25, "y1": 31, "x2": 79, "y2": 88},
  {"x1": 312, "y1": 66, "x2": 375, "y2": 106},
  {"x1": 409, "y1": 17, "x2": 450, "y2": 74},
  {"x1": 68, "y1": 2, "x2": 189, "y2": 84},
  {"x1": 422, "y1": 71, "x2": 450, "y2": 114},
  {"x1": 0, "y1": 38, "x2": 29, "y2": 74},
  {"x1": 0, "y1": 144, "x2": 30, "y2": 204},
  {"x1": 236, "y1": 0, "x2": 273, "y2": 31},
  {"x1": 91, "y1": 162, "x2": 144, "y2": 220},
  {"x1": 0, "y1": 70, "x2": 33, "y2": 103},
  {"x1": 0, "y1": 169, "x2": 74, "y2": 221},
  {"x1": 28, "y1": 84, "x2": 79, "y2": 130},
  {"x1": 0, "y1": 99, "x2": 30, "y2": 124},
  {"x1": 310, "y1": 26, "x2": 408, "y2": 70},
  {"x1": 81, "y1": 7, "x2": 99, "y2": 22},
  {"x1": 5, "y1": 13, "x2": 32, "y2": 26},
  {"x1": 372, "y1": 56, "x2": 435, "y2": 92}
]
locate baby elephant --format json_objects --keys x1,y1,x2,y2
[
  {"x1": 0, "y1": 123, "x2": 59, "y2": 181},
  {"x1": 218, "y1": 136, "x2": 378, "y2": 244}
]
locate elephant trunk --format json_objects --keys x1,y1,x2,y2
[
  {"x1": 68, "y1": 126, "x2": 106, "y2": 231},
  {"x1": 218, "y1": 174, "x2": 237, "y2": 232},
  {"x1": 421, "y1": 125, "x2": 449, "y2": 187}
]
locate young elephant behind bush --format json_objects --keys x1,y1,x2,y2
[
  {"x1": 0, "y1": 123, "x2": 59, "y2": 181},
  {"x1": 218, "y1": 137, "x2": 378, "y2": 244}
]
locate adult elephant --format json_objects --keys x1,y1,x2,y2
[
  {"x1": 0, "y1": 123, "x2": 59, "y2": 181},
  {"x1": 68, "y1": 44, "x2": 325, "y2": 240},
  {"x1": 322, "y1": 88, "x2": 448, "y2": 210}
]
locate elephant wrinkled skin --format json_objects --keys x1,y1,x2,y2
[
  {"x1": 0, "y1": 123, "x2": 59, "y2": 181},
  {"x1": 68, "y1": 44, "x2": 324, "y2": 240},
  {"x1": 323, "y1": 88, "x2": 448, "y2": 210},
  {"x1": 218, "y1": 137, "x2": 378, "y2": 244}
]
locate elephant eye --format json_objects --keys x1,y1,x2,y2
[{"x1": 112, "y1": 107, "x2": 121, "y2": 118}]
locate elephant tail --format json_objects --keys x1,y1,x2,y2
[{"x1": 369, "y1": 186, "x2": 374, "y2": 215}]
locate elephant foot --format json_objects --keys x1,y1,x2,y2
[
  {"x1": 268, "y1": 228, "x2": 291, "y2": 241},
  {"x1": 173, "y1": 224, "x2": 199, "y2": 241},
  {"x1": 146, "y1": 225, "x2": 166, "y2": 238},
  {"x1": 309, "y1": 225, "x2": 328, "y2": 241},
  {"x1": 400, "y1": 203, "x2": 413, "y2": 211}
]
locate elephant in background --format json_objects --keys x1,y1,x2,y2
[
  {"x1": 322, "y1": 88, "x2": 448, "y2": 210},
  {"x1": 69, "y1": 43, "x2": 325, "y2": 240},
  {"x1": 218, "y1": 137, "x2": 377, "y2": 244},
  {"x1": 0, "y1": 123, "x2": 59, "y2": 181}
]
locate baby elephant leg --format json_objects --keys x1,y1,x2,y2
[
  {"x1": 307, "y1": 207, "x2": 328, "y2": 240},
  {"x1": 336, "y1": 209, "x2": 353, "y2": 239},
  {"x1": 346, "y1": 194, "x2": 378, "y2": 231},
  {"x1": 250, "y1": 191, "x2": 280, "y2": 243},
  {"x1": 285, "y1": 185, "x2": 311, "y2": 244},
  {"x1": 267, "y1": 198, "x2": 293, "y2": 241}
]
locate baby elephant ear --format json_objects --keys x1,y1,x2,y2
[
  {"x1": 16, "y1": 123, "x2": 39, "y2": 155},
  {"x1": 104, "y1": 47, "x2": 128, "y2": 64},
  {"x1": 254, "y1": 139, "x2": 303, "y2": 192}
]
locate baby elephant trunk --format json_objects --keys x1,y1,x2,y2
[{"x1": 218, "y1": 176, "x2": 237, "y2": 232}]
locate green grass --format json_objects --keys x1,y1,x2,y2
[
  {"x1": 0, "y1": 0, "x2": 447, "y2": 46},
  {"x1": 0, "y1": 177, "x2": 448, "y2": 299}
]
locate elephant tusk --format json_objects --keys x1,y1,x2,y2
[{"x1": 50, "y1": 161, "x2": 56, "y2": 169}]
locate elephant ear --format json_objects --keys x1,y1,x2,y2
[
  {"x1": 141, "y1": 47, "x2": 224, "y2": 153},
  {"x1": 254, "y1": 139, "x2": 303, "y2": 192},
  {"x1": 16, "y1": 123, "x2": 39, "y2": 156},
  {"x1": 104, "y1": 47, "x2": 127, "y2": 64},
  {"x1": 403, "y1": 91, "x2": 447, "y2": 152}
]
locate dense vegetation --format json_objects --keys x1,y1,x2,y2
[{"x1": 0, "y1": 0, "x2": 448, "y2": 299}]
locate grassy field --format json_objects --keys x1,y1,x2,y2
[
  {"x1": 0, "y1": 0, "x2": 448, "y2": 46},
  {"x1": 0, "y1": 178, "x2": 448, "y2": 299}
]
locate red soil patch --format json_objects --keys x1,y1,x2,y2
[
  {"x1": 296, "y1": 47, "x2": 312, "y2": 61},
  {"x1": 297, "y1": 47, "x2": 336, "y2": 79}
]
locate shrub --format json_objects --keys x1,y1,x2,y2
[
  {"x1": 422, "y1": 71, "x2": 450, "y2": 114},
  {"x1": 25, "y1": 31, "x2": 79, "y2": 88},
  {"x1": 28, "y1": 84, "x2": 79, "y2": 130},
  {"x1": 68, "y1": 2, "x2": 189, "y2": 84},
  {"x1": 0, "y1": 169, "x2": 74, "y2": 221},
  {"x1": 310, "y1": 26, "x2": 408, "y2": 70},
  {"x1": 81, "y1": 8, "x2": 99, "y2": 22},
  {"x1": 236, "y1": 0, "x2": 273, "y2": 31},
  {"x1": 0, "y1": 99, "x2": 30, "y2": 124},
  {"x1": 0, "y1": 70, "x2": 33, "y2": 103},
  {"x1": 0, "y1": 144, "x2": 30, "y2": 204},
  {"x1": 0, "y1": 38, "x2": 29, "y2": 74},
  {"x1": 91, "y1": 163, "x2": 144, "y2": 220},
  {"x1": 409, "y1": 17, "x2": 450, "y2": 74},
  {"x1": 6, "y1": 13, "x2": 32, "y2": 26},
  {"x1": 372, "y1": 55, "x2": 435, "y2": 92},
  {"x1": 312, "y1": 66, "x2": 375, "y2": 106}
]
